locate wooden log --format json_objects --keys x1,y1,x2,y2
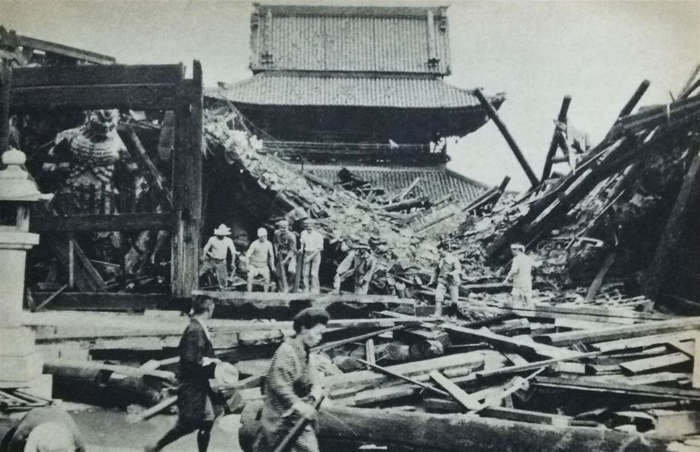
[
  {"x1": 238, "y1": 402, "x2": 671, "y2": 452},
  {"x1": 585, "y1": 252, "x2": 616, "y2": 302},
  {"x1": 643, "y1": 145, "x2": 700, "y2": 301},
  {"x1": 617, "y1": 80, "x2": 651, "y2": 118},
  {"x1": 540, "y1": 95, "x2": 572, "y2": 183},
  {"x1": 619, "y1": 353, "x2": 690, "y2": 375},
  {"x1": 474, "y1": 88, "x2": 538, "y2": 186},
  {"x1": 443, "y1": 324, "x2": 577, "y2": 359},
  {"x1": 32, "y1": 213, "x2": 175, "y2": 232},
  {"x1": 423, "y1": 398, "x2": 572, "y2": 427},
  {"x1": 536, "y1": 316, "x2": 700, "y2": 347}
]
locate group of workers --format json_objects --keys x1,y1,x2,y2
[
  {"x1": 199, "y1": 220, "x2": 378, "y2": 295},
  {"x1": 148, "y1": 239, "x2": 539, "y2": 452}
]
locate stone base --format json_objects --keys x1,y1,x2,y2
[
  {"x1": 21, "y1": 373, "x2": 53, "y2": 400},
  {"x1": 0, "y1": 352, "x2": 43, "y2": 388},
  {"x1": 0, "y1": 326, "x2": 43, "y2": 387}
]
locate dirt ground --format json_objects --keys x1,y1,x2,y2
[{"x1": 69, "y1": 407, "x2": 244, "y2": 452}]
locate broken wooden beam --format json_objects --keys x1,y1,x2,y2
[
  {"x1": 474, "y1": 88, "x2": 538, "y2": 187},
  {"x1": 619, "y1": 353, "x2": 691, "y2": 375},
  {"x1": 533, "y1": 376, "x2": 700, "y2": 402},
  {"x1": 357, "y1": 359, "x2": 447, "y2": 397},
  {"x1": 540, "y1": 95, "x2": 572, "y2": 183},
  {"x1": 535, "y1": 316, "x2": 700, "y2": 347}
]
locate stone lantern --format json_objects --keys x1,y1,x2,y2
[{"x1": 0, "y1": 147, "x2": 52, "y2": 389}]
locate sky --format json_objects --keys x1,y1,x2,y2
[{"x1": 3, "y1": 0, "x2": 699, "y2": 190}]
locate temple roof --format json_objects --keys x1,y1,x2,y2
[
  {"x1": 296, "y1": 164, "x2": 488, "y2": 204},
  {"x1": 207, "y1": 72, "x2": 502, "y2": 109},
  {"x1": 250, "y1": 4, "x2": 451, "y2": 75}
]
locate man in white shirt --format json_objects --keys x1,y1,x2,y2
[
  {"x1": 246, "y1": 227, "x2": 275, "y2": 292},
  {"x1": 299, "y1": 221, "x2": 324, "y2": 294},
  {"x1": 200, "y1": 224, "x2": 236, "y2": 290},
  {"x1": 504, "y1": 243, "x2": 540, "y2": 307}
]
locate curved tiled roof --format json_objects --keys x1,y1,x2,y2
[
  {"x1": 296, "y1": 164, "x2": 488, "y2": 203},
  {"x1": 207, "y1": 72, "x2": 492, "y2": 109}
]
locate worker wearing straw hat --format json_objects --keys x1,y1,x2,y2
[{"x1": 200, "y1": 224, "x2": 237, "y2": 290}]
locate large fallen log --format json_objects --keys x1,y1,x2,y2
[{"x1": 239, "y1": 402, "x2": 673, "y2": 452}]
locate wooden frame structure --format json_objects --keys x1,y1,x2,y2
[{"x1": 8, "y1": 62, "x2": 203, "y2": 302}]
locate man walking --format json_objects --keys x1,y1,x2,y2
[
  {"x1": 246, "y1": 227, "x2": 275, "y2": 292},
  {"x1": 299, "y1": 221, "x2": 324, "y2": 294},
  {"x1": 146, "y1": 298, "x2": 222, "y2": 452},
  {"x1": 273, "y1": 220, "x2": 297, "y2": 293},
  {"x1": 504, "y1": 243, "x2": 540, "y2": 307},
  {"x1": 431, "y1": 242, "x2": 462, "y2": 317}
]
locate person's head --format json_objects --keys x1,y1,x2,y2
[
  {"x1": 277, "y1": 219, "x2": 289, "y2": 231},
  {"x1": 293, "y1": 307, "x2": 330, "y2": 347},
  {"x1": 214, "y1": 224, "x2": 231, "y2": 239},
  {"x1": 24, "y1": 422, "x2": 76, "y2": 452},
  {"x1": 191, "y1": 297, "x2": 215, "y2": 319},
  {"x1": 510, "y1": 243, "x2": 525, "y2": 255},
  {"x1": 257, "y1": 227, "x2": 268, "y2": 242},
  {"x1": 303, "y1": 220, "x2": 313, "y2": 231}
]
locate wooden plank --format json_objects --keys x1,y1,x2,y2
[
  {"x1": 365, "y1": 338, "x2": 376, "y2": 367},
  {"x1": 592, "y1": 331, "x2": 697, "y2": 353},
  {"x1": 643, "y1": 145, "x2": 700, "y2": 300},
  {"x1": 668, "y1": 340, "x2": 694, "y2": 357},
  {"x1": 533, "y1": 376, "x2": 700, "y2": 401},
  {"x1": 452, "y1": 351, "x2": 602, "y2": 385},
  {"x1": 651, "y1": 409, "x2": 700, "y2": 436},
  {"x1": 429, "y1": 370, "x2": 481, "y2": 410},
  {"x1": 32, "y1": 292, "x2": 169, "y2": 311},
  {"x1": 468, "y1": 300, "x2": 669, "y2": 322},
  {"x1": 314, "y1": 325, "x2": 404, "y2": 353},
  {"x1": 694, "y1": 332, "x2": 700, "y2": 389},
  {"x1": 355, "y1": 359, "x2": 447, "y2": 397},
  {"x1": 443, "y1": 324, "x2": 577, "y2": 359},
  {"x1": 474, "y1": 88, "x2": 538, "y2": 186},
  {"x1": 11, "y1": 64, "x2": 181, "y2": 87},
  {"x1": 33, "y1": 284, "x2": 68, "y2": 312},
  {"x1": 32, "y1": 213, "x2": 174, "y2": 232},
  {"x1": 619, "y1": 352, "x2": 690, "y2": 375},
  {"x1": 16, "y1": 35, "x2": 116, "y2": 65},
  {"x1": 10, "y1": 84, "x2": 179, "y2": 111},
  {"x1": 540, "y1": 95, "x2": 572, "y2": 183},
  {"x1": 423, "y1": 398, "x2": 572, "y2": 426},
  {"x1": 536, "y1": 316, "x2": 700, "y2": 346},
  {"x1": 171, "y1": 64, "x2": 203, "y2": 298}
]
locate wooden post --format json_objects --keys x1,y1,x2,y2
[
  {"x1": 171, "y1": 62, "x2": 203, "y2": 299},
  {"x1": 473, "y1": 89, "x2": 538, "y2": 187},
  {"x1": 693, "y1": 333, "x2": 700, "y2": 389},
  {"x1": 617, "y1": 80, "x2": 650, "y2": 118},
  {"x1": 0, "y1": 61, "x2": 10, "y2": 153},
  {"x1": 643, "y1": 145, "x2": 700, "y2": 301},
  {"x1": 68, "y1": 239, "x2": 75, "y2": 289},
  {"x1": 365, "y1": 338, "x2": 376, "y2": 368},
  {"x1": 540, "y1": 96, "x2": 571, "y2": 183}
]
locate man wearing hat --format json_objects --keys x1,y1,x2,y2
[
  {"x1": 333, "y1": 240, "x2": 377, "y2": 295},
  {"x1": 273, "y1": 219, "x2": 297, "y2": 293},
  {"x1": 504, "y1": 243, "x2": 540, "y2": 307},
  {"x1": 246, "y1": 227, "x2": 275, "y2": 292},
  {"x1": 299, "y1": 220, "x2": 324, "y2": 294},
  {"x1": 200, "y1": 224, "x2": 237, "y2": 290}
]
